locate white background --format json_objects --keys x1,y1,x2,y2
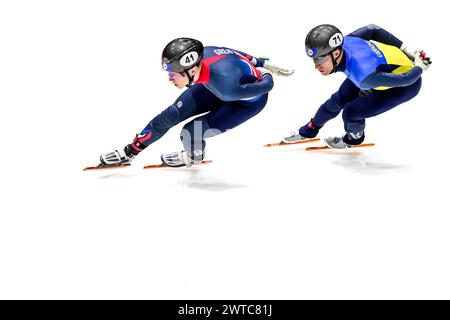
[{"x1": 0, "y1": 0, "x2": 449, "y2": 299}]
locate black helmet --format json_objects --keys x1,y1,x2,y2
[
  {"x1": 161, "y1": 38, "x2": 204, "y2": 73},
  {"x1": 305, "y1": 24, "x2": 344, "y2": 66}
]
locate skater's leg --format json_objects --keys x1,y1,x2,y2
[
  {"x1": 298, "y1": 78, "x2": 361, "y2": 138},
  {"x1": 180, "y1": 94, "x2": 269, "y2": 154},
  {"x1": 129, "y1": 84, "x2": 222, "y2": 154},
  {"x1": 313, "y1": 78, "x2": 361, "y2": 126},
  {"x1": 342, "y1": 77, "x2": 422, "y2": 136},
  {"x1": 324, "y1": 77, "x2": 422, "y2": 149}
]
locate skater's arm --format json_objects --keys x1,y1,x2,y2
[
  {"x1": 228, "y1": 48, "x2": 294, "y2": 77},
  {"x1": 360, "y1": 67, "x2": 422, "y2": 89},
  {"x1": 232, "y1": 49, "x2": 267, "y2": 67},
  {"x1": 222, "y1": 75, "x2": 274, "y2": 101},
  {"x1": 349, "y1": 24, "x2": 403, "y2": 48}
]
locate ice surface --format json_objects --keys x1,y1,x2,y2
[{"x1": 1, "y1": 0, "x2": 449, "y2": 299}]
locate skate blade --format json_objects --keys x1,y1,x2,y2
[
  {"x1": 83, "y1": 163, "x2": 131, "y2": 171},
  {"x1": 264, "y1": 138, "x2": 320, "y2": 148},
  {"x1": 143, "y1": 160, "x2": 212, "y2": 169},
  {"x1": 305, "y1": 143, "x2": 375, "y2": 151}
]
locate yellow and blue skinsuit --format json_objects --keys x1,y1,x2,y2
[
  {"x1": 343, "y1": 35, "x2": 420, "y2": 90},
  {"x1": 300, "y1": 24, "x2": 423, "y2": 140}
]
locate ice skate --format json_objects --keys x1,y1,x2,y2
[
  {"x1": 100, "y1": 148, "x2": 135, "y2": 166},
  {"x1": 324, "y1": 132, "x2": 365, "y2": 149},
  {"x1": 323, "y1": 136, "x2": 350, "y2": 149},
  {"x1": 160, "y1": 150, "x2": 205, "y2": 168},
  {"x1": 281, "y1": 131, "x2": 314, "y2": 144}
]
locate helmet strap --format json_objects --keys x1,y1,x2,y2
[
  {"x1": 330, "y1": 48, "x2": 343, "y2": 74},
  {"x1": 184, "y1": 70, "x2": 194, "y2": 88},
  {"x1": 184, "y1": 62, "x2": 201, "y2": 88}
]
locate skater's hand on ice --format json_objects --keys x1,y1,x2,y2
[
  {"x1": 414, "y1": 51, "x2": 432, "y2": 72},
  {"x1": 257, "y1": 67, "x2": 273, "y2": 78},
  {"x1": 262, "y1": 60, "x2": 295, "y2": 77}
]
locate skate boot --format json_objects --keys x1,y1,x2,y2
[
  {"x1": 161, "y1": 150, "x2": 205, "y2": 168},
  {"x1": 100, "y1": 145, "x2": 137, "y2": 165},
  {"x1": 282, "y1": 119, "x2": 322, "y2": 144},
  {"x1": 324, "y1": 132, "x2": 365, "y2": 149},
  {"x1": 282, "y1": 131, "x2": 311, "y2": 144}
]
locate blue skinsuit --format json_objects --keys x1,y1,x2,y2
[
  {"x1": 130, "y1": 46, "x2": 273, "y2": 154},
  {"x1": 308, "y1": 25, "x2": 422, "y2": 135}
]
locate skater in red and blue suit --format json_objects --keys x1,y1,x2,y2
[{"x1": 100, "y1": 38, "x2": 294, "y2": 167}]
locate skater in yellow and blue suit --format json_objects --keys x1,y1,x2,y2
[{"x1": 283, "y1": 24, "x2": 432, "y2": 148}]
